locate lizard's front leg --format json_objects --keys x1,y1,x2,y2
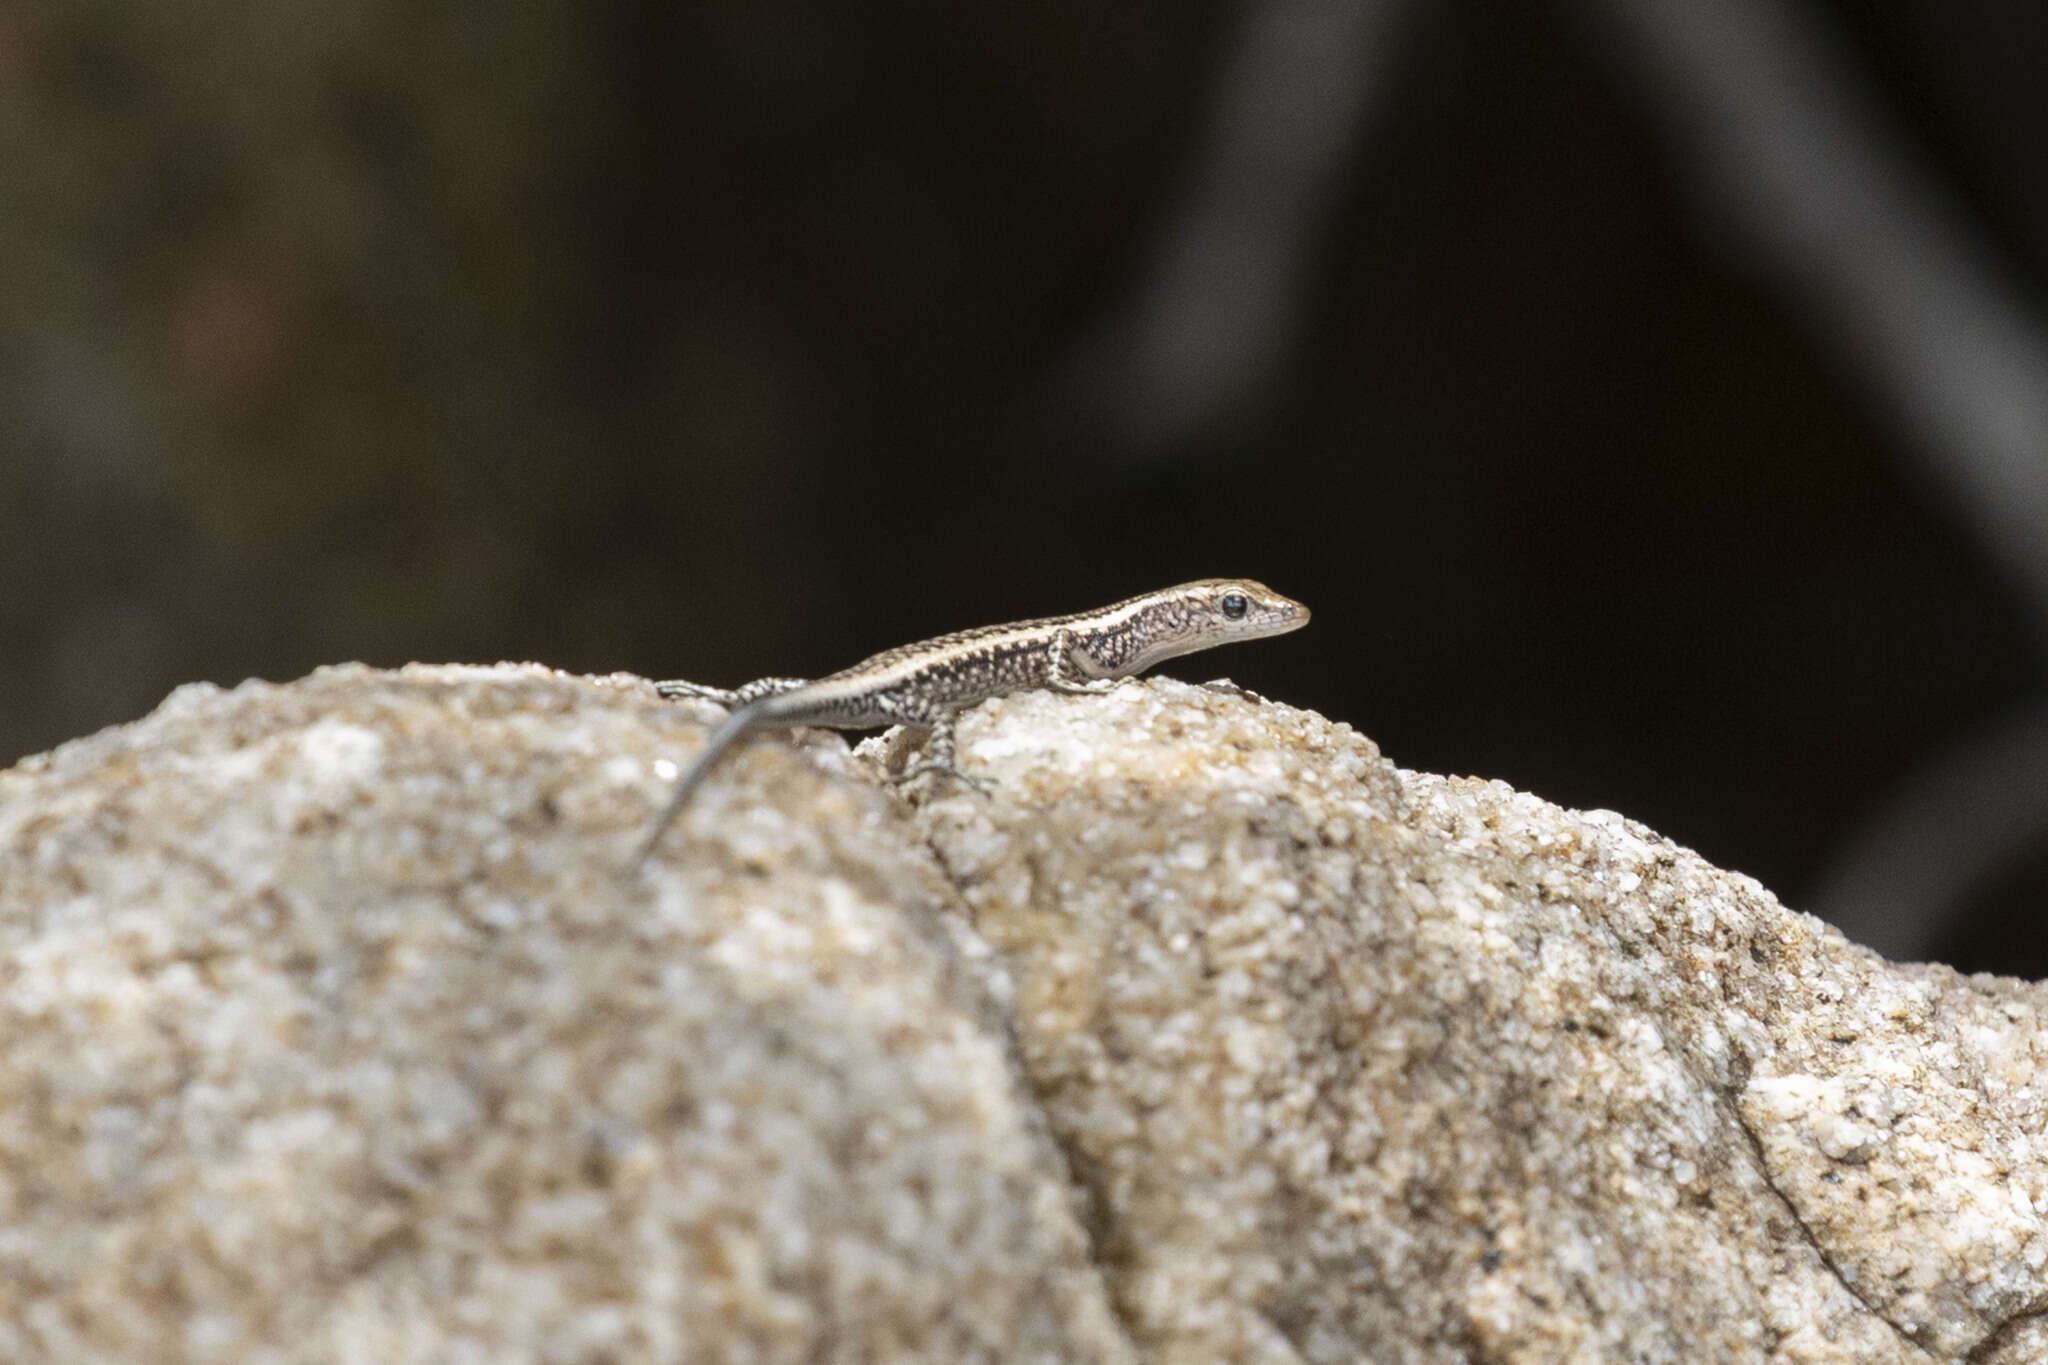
[
  {"x1": 1044, "y1": 629, "x2": 1119, "y2": 694},
  {"x1": 654, "y1": 676, "x2": 810, "y2": 708}
]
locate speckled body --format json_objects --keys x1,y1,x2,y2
[{"x1": 631, "y1": 579, "x2": 1308, "y2": 865}]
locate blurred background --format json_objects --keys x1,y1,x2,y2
[{"x1": 4, "y1": 0, "x2": 2046, "y2": 973}]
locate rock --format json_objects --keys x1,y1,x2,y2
[
  {"x1": 921, "y1": 685, "x2": 2048, "y2": 1363},
  {"x1": 1, "y1": 663, "x2": 2044, "y2": 1363},
  {"x1": 0, "y1": 665, "x2": 1129, "y2": 1365}
]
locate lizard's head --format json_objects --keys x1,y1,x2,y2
[{"x1": 1130, "y1": 578, "x2": 1310, "y2": 668}]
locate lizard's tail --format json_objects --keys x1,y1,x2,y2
[{"x1": 626, "y1": 697, "x2": 772, "y2": 871}]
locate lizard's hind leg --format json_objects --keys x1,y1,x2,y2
[
  {"x1": 654, "y1": 676, "x2": 811, "y2": 708},
  {"x1": 891, "y1": 716, "x2": 992, "y2": 796}
]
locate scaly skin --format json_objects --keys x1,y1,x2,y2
[{"x1": 631, "y1": 578, "x2": 1309, "y2": 867}]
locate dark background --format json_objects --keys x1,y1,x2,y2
[{"x1": 4, "y1": 0, "x2": 2046, "y2": 974}]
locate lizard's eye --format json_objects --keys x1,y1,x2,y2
[{"x1": 1220, "y1": 593, "x2": 1248, "y2": 620}]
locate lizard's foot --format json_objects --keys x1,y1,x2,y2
[
  {"x1": 653, "y1": 679, "x2": 740, "y2": 706},
  {"x1": 892, "y1": 758, "x2": 993, "y2": 797}
]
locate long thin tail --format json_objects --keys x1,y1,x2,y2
[{"x1": 628, "y1": 697, "x2": 772, "y2": 870}]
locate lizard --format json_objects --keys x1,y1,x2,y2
[{"x1": 629, "y1": 577, "x2": 1309, "y2": 867}]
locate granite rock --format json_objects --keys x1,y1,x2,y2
[
  {"x1": 919, "y1": 684, "x2": 2048, "y2": 1363},
  {"x1": 0, "y1": 665, "x2": 1129, "y2": 1364},
  {"x1": 1, "y1": 663, "x2": 2043, "y2": 1363}
]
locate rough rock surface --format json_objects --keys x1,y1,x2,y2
[{"x1": 1, "y1": 663, "x2": 2044, "y2": 1363}]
